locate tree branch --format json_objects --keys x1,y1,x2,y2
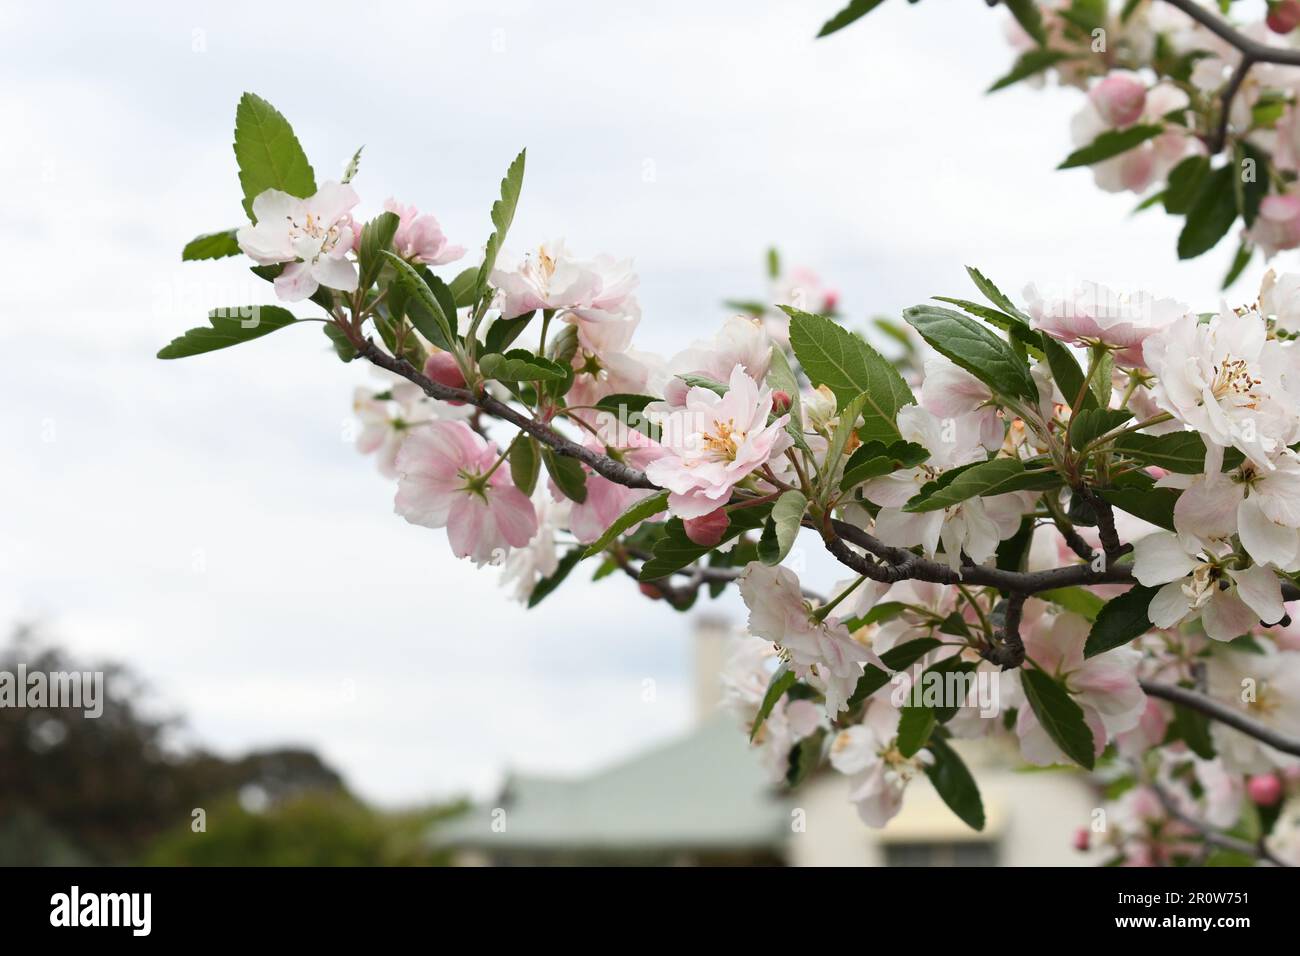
[{"x1": 1140, "y1": 680, "x2": 1300, "y2": 759}]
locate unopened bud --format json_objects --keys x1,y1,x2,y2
[
  {"x1": 423, "y1": 351, "x2": 467, "y2": 404},
  {"x1": 638, "y1": 582, "x2": 664, "y2": 601},
  {"x1": 1089, "y1": 73, "x2": 1146, "y2": 128},
  {"x1": 1268, "y1": 1, "x2": 1300, "y2": 34},
  {"x1": 1247, "y1": 774, "x2": 1284, "y2": 807},
  {"x1": 771, "y1": 390, "x2": 792, "y2": 414},
  {"x1": 683, "y1": 508, "x2": 729, "y2": 547},
  {"x1": 1072, "y1": 827, "x2": 1090, "y2": 852}
]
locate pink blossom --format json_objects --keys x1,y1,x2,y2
[
  {"x1": 236, "y1": 182, "x2": 360, "y2": 301},
  {"x1": 645, "y1": 365, "x2": 792, "y2": 519},
  {"x1": 1249, "y1": 194, "x2": 1300, "y2": 257},
  {"x1": 557, "y1": 422, "x2": 666, "y2": 544},
  {"x1": 1089, "y1": 73, "x2": 1147, "y2": 128},
  {"x1": 684, "y1": 508, "x2": 729, "y2": 547},
  {"x1": 383, "y1": 198, "x2": 465, "y2": 266},
  {"x1": 393, "y1": 420, "x2": 537, "y2": 565},
  {"x1": 1025, "y1": 281, "x2": 1188, "y2": 367},
  {"x1": 1247, "y1": 773, "x2": 1284, "y2": 805}
]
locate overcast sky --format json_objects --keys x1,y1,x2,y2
[{"x1": 0, "y1": 1, "x2": 1270, "y2": 805}]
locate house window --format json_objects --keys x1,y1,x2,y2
[{"x1": 884, "y1": 841, "x2": 997, "y2": 867}]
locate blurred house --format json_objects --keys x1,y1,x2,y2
[{"x1": 436, "y1": 618, "x2": 1102, "y2": 866}]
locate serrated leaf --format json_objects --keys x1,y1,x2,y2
[
  {"x1": 1070, "y1": 408, "x2": 1133, "y2": 451},
  {"x1": 541, "y1": 448, "x2": 588, "y2": 504},
  {"x1": 342, "y1": 145, "x2": 363, "y2": 184},
  {"x1": 584, "y1": 490, "x2": 670, "y2": 557},
  {"x1": 358, "y1": 212, "x2": 400, "y2": 290},
  {"x1": 483, "y1": 310, "x2": 536, "y2": 355},
  {"x1": 1084, "y1": 584, "x2": 1158, "y2": 657},
  {"x1": 383, "y1": 252, "x2": 456, "y2": 352},
  {"x1": 840, "y1": 439, "x2": 930, "y2": 491},
  {"x1": 157, "y1": 305, "x2": 300, "y2": 359},
  {"x1": 233, "y1": 92, "x2": 316, "y2": 222},
  {"x1": 182, "y1": 229, "x2": 241, "y2": 261},
  {"x1": 903, "y1": 305, "x2": 1037, "y2": 402},
  {"x1": 758, "y1": 490, "x2": 808, "y2": 565},
  {"x1": 1058, "y1": 125, "x2": 1164, "y2": 170},
  {"x1": 479, "y1": 349, "x2": 568, "y2": 383},
  {"x1": 815, "y1": 0, "x2": 886, "y2": 38},
  {"x1": 449, "y1": 267, "x2": 481, "y2": 309},
  {"x1": 478, "y1": 148, "x2": 527, "y2": 294},
  {"x1": 965, "y1": 267, "x2": 1031, "y2": 323},
  {"x1": 322, "y1": 323, "x2": 357, "y2": 362},
  {"x1": 897, "y1": 705, "x2": 936, "y2": 758},
  {"x1": 527, "y1": 547, "x2": 583, "y2": 608},
  {"x1": 1112, "y1": 430, "x2": 1209, "y2": 473},
  {"x1": 1021, "y1": 668, "x2": 1096, "y2": 769},
  {"x1": 1039, "y1": 587, "x2": 1105, "y2": 622},
  {"x1": 847, "y1": 637, "x2": 942, "y2": 709},
  {"x1": 786, "y1": 307, "x2": 916, "y2": 443},
  {"x1": 509, "y1": 436, "x2": 540, "y2": 497},
  {"x1": 903, "y1": 458, "x2": 1053, "y2": 512},
  {"x1": 925, "y1": 735, "x2": 985, "y2": 831}
]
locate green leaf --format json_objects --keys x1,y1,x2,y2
[
  {"x1": 988, "y1": 49, "x2": 1070, "y2": 93},
  {"x1": 358, "y1": 212, "x2": 400, "y2": 290},
  {"x1": 182, "y1": 229, "x2": 240, "y2": 261},
  {"x1": 903, "y1": 458, "x2": 1056, "y2": 513},
  {"x1": 750, "y1": 664, "x2": 797, "y2": 741},
  {"x1": 1041, "y1": 335, "x2": 1098, "y2": 412},
  {"x1": 478, "y1": 148, "x2": 527, "y2": 294},
  {"x1": 584, "y1": 490, "x2": 670, "y2": 557},
  {"x1": 903, "y1": 305, "x2": 1038, "y2": 402},
  {"x1": 840, "y1": 439, "x2": 929, "y2": 491},
  {"x1": 677, "y1": 374, "x2": 728, "y2": 396},
  {"x1": 1070, "y1": 408, "x2": 1133, "y2": 451},
  {"x1": 640, "y1": 508, "x2": 771, "y2": 581},
  {"x1": 322, "y1": 323, "x2": 357, "y2": 362},
  {"x1": 1098, "y1": 484, "x2": 1178, "y2": 531},
  {"x1": 527, "y1": 547, "x2": 583, "y2": 608},
  {"x1": 157, "y1": 305, "x2": 300, "y2": 359},
  {"x1": 449, "y1": 267, "x2": 481, "y2": 309},
  {"x1": 1039, "y1": 587, "x2": 1105, "y2": 622},
  {"x1": 766, "y1": 346, "x2": 805, "y2": 436},
  {"x1": 965, "y1": 266, "x2": 1031, "y2": 322},
  {"x1": 820, "y1": 392, "x2": 869, "y2": 493},
  {"x1": 1236, "y1": 142, "x2": 1269, "y2": 228},
  {"x1": 342, "y1": 145, "x2": 363, "y2": 184},
  {"x1": 1004, "y1": 0, "x2": 1047, "y2": 45},
  {"x1": 1020, "y1": 668, "x2": 1096, "y2": 769},
  {"x1": 509, "y1": 436, "x2": 540, "y2": 497},
  {"x1": 785, "y1": 729, "x2": 825, "y2": 787},
  {"x1": 483, "y1": 311, "x2": 536, "y2": 355},
  {"x1": 758, "y1": 490, "x2": 808, "y2": 566},
  {"x1": 924, "y1": 735, "x2": 986, "y2": 831},
  {"x1": 996, "y1": 516, "x2": 1035, "y2": 572},
  {"x1": 1222, "y1": 241, "x2": 1253, "y2": 290},
  {"x1": 1164, "y1": 156, "x2": 1210, "y2": 215},
  {"x1": 847, "y1": 637, "x2": 942, "y2": 709},
  {"x1": 1112, "y1": 430, "x2": 1210, "y2": 473},
  {"x1": 840, "y1": 601, "x2": 909, "y2": 632},
  {"x1": 1058, "y1": 124, "x2": 1164, "y2": 170},
  {"x1": 1178, "y1": 164, "x2": 1237, "y2": 260},
  {"x1": 786, "y1": 307, "x2": 916, "y2": 442},
  {"x1": 233, "y1": 93, "x2": 316, "y2": 221},
  {"x1": 541, "y1": 448, "x2": 588, "y2": 504},
  {"x1": 1090, "y1": 351, "x2": 1113, "y2": 407},
  {"x1": 1169, "y1": 701, "x2": 1216, "y2": 759},
  {"x1": 479, "y1": 349, "x2": 568, "y2": 383},
  {"x1": 897, "y1": 705, "x2": 936, "y2": 758},
  {"x1": 383, "y1": 252, "x2": 456, "y2": 352},
  {"x1": 1084, "y1": 584, "x2": 1158, "y2": 658},
  {"x1": 815, "y1": 0, "x2": 887, "y2": 38}
]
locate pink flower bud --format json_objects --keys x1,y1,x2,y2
[
  {"x1": 1247, "y1": 774, "x2": 1284, "y2": 806},
  {"x1": 684, "y1": 508, "x2": 730, "y2": 547},
  {"x1": 1072, "y1": 828, "x2": 1091, "y2": 852},
  {"x1": 1268, "y1": 1, "x2": 1300, "y2": 34},
  {"x1": 423, "y1": 351, "x2": 467, "y2": 404},
  {"x1": 638, "y1": 582, "x2": 664, "y2": 601},
  {"x1": 771, "y1": 390, "x2": 792, "y2": 414},
  {"x1": 1089, "y1": 74, "x2": 1147, "y2": 128}
]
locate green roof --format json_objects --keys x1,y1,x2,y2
[{"x1": 434, "y1": 715, "x2": 791, "y2": 852}]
